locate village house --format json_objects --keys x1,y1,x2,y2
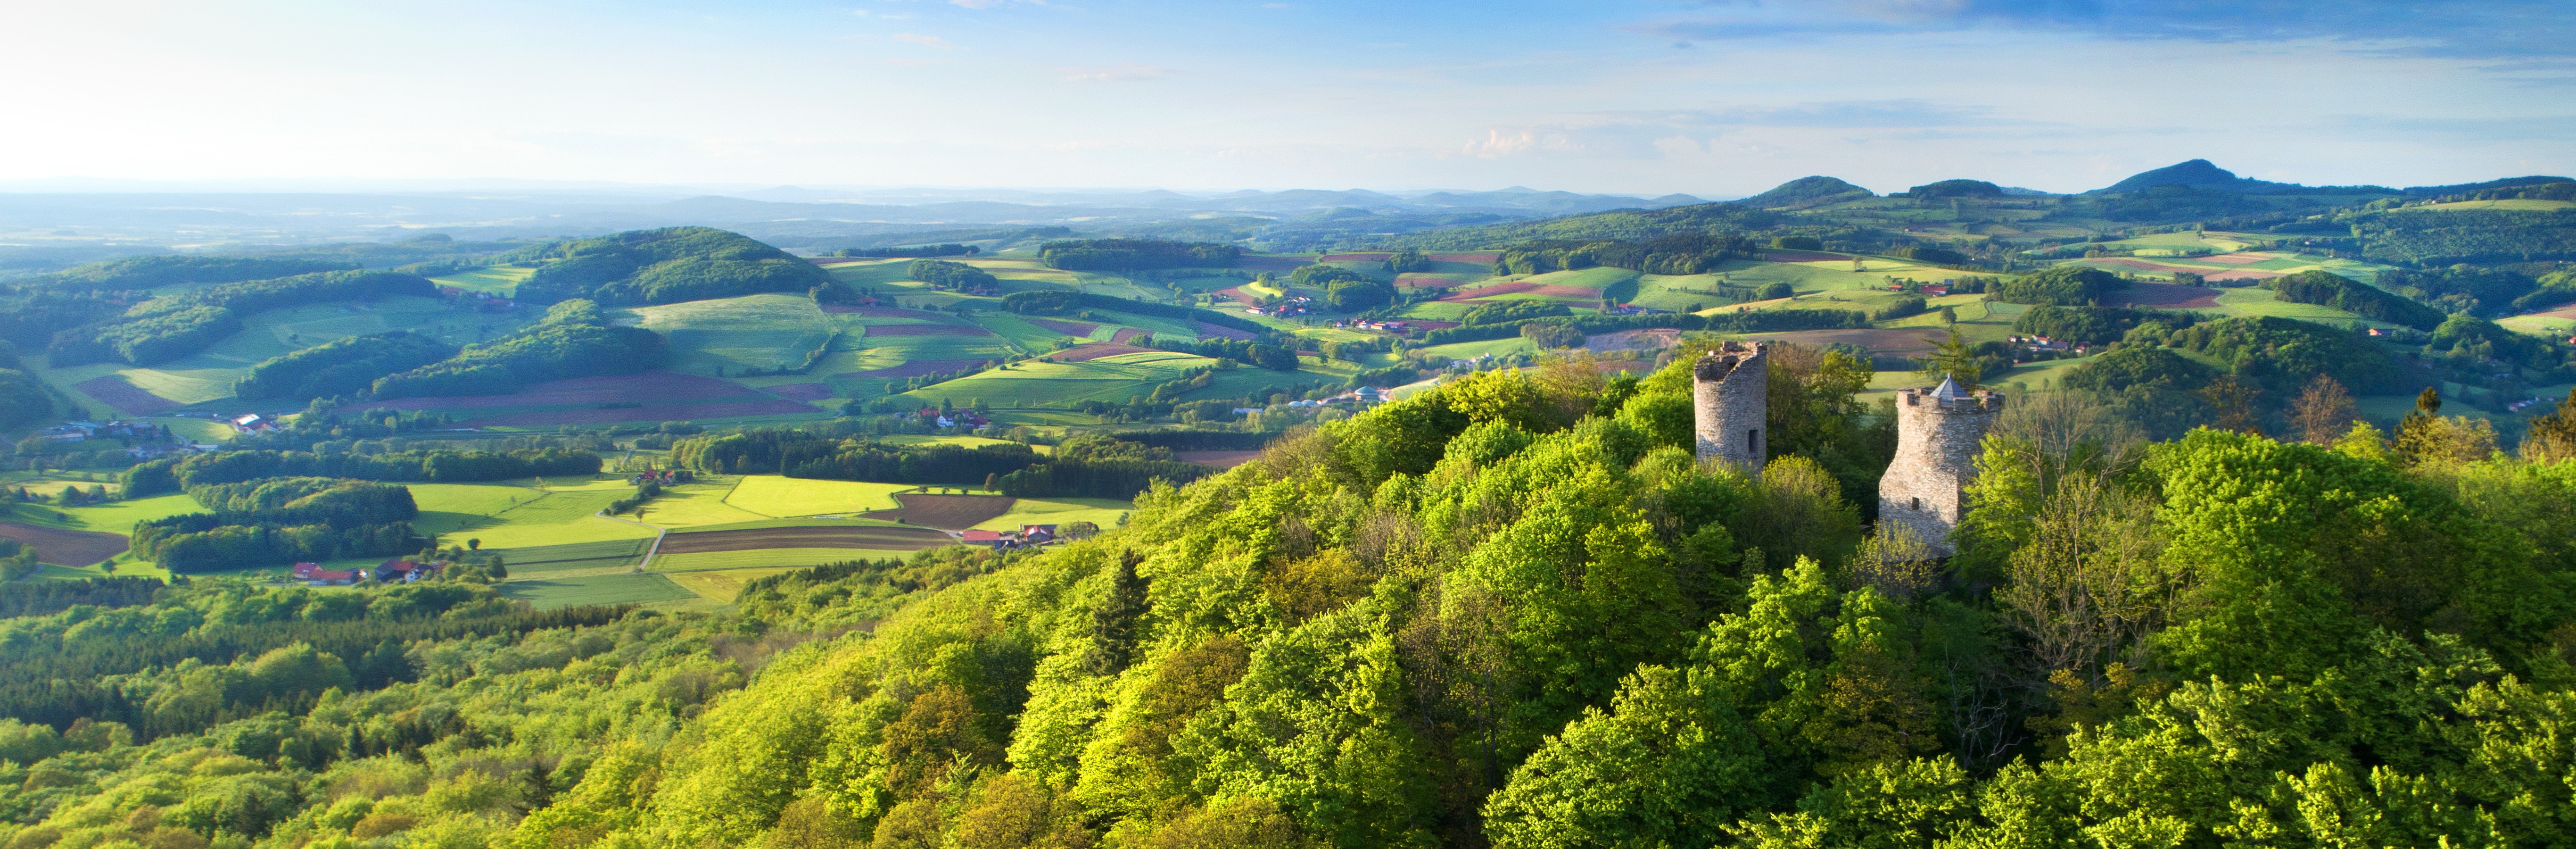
[
  {"x1": 292, "y1": 562, "x2": 361, "y2": 586},
  {"x1": 629, "y1": 468, "x2": 696, "y2": 486},
  {"x1": 375, "y1": 559, "x2": 445, "y2": 583}
]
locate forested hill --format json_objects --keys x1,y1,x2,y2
[
  {"x1": 512, "y1": 226, "x2": 831, "y2": 306},
  {"x1": 13, "y1": 340, "x2": 2576, "y2": 847}
]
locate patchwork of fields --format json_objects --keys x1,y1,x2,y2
[{"x1": 11, "y1": 233, "x2": 2525, "y2": 613}]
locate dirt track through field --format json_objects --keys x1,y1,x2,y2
[
  {"x1": 0, "y1": 521, "x2": 129, "y2": 566},
  {"x1": 872, "y1": 494, "x2": 1016, "y2": 530},
  {"x1": 658, "y1": 524, "x2": 956, "y2": 554}
]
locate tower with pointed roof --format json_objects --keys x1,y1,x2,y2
[
  {"x1": 1878, "y1": 375, "x2": 2004, "y2": 554},
  {"x1": 1693, "y1": 341, "x2": 1767, "y2": 471}
]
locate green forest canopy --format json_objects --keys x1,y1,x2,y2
[
  {"x1": 9, "y1": 343, "x2": 2576, "y2": 847},
  {"x1": 512, "y1": 226, "x2": 832, "y2": 306}
]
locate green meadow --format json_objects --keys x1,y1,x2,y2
[
  {"x1": 723, "y1": 475, "x2": 910, "y2": 517},
  {"x1": 428, "y1": 265, "x2": 537, "y2": 295},
  {"x1": 625, "y1": 294, "x2": 838, "y2": 376}
]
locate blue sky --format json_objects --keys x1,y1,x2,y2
[{"x1": 3, "y1": 0, "x2": 2569, "y2": 196}]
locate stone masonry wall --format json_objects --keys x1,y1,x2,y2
[
  {"x1": 1693, "y1": 342, "x2": 1767, "y2": 471},
  {"x1": 1876, "y1": 387, "x2": 2002, "y2": 554}
]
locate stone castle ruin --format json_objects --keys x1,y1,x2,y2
[
  {"x1": 1693, "y1": 344, "x2": 2003, "y2": 554},
  {"x1": 1692, "y1": 342, "x2": 1768, "y2": 471}
]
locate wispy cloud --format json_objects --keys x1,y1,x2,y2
[
  {"x1": 1635, "y1": 0, "x2": 2576, "y2": 59},
  {"x1": 1456, "y1": 100, "x2": 2031, "y2": 160},
  {"x1": 892, "y1": 33, "x2": 952, "y2": 48},
  {"x1": 1060, "y1": 62, "x2": 1176, "y2": 82}
]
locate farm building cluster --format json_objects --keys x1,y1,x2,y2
[
  {"x1": 437, "y1": 286, "x2": 520, "y2": 312},
  {"x1": 32, "y1": 420, "x2": 199, "y2": 458},
  {"x1": 293, "y1": 559, "x2": 447, "y2": 587},
  {"x1": 914, "y1": 407, "x2": 991, "y2": 429},
  {"x1": 958, "y1": 524, "x2": 1060, "y2": 550}
]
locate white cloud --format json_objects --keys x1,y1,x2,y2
[{"x1": 891, "y1": 33, "x2": 951, "y2": 48}]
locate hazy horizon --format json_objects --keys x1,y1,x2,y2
[{"x1": 7, "y1": 0, "x2": 2569, "y2": 197}]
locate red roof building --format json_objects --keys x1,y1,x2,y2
[{"x1": 292, "y1": 562, "x2": 360, "y2": 586}]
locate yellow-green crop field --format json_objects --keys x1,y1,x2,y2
[{"x1": 724, "y1": 476, "x2": 908, "y2": 517}]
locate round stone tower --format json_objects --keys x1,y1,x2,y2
[
  {"x1": 1877, "y1": 375, "x2": 2005, "y2": 555},
  {"x1": 1693, "y1": 341, "x2": 1767, "y2": 471}
]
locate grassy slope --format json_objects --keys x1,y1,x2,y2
[
  {"x1": 428, "y1": 266, "x2": 537, "y2": 295},
  {"x1": 973, "y1": 497, "x2": 1131, "y2": 532},
  {"x1": 896, "y1": 351, "x2": 1289, "y2": 407},
  {"x1": 36, "y1": 294, "x2": 537, "y2": 415},
  {"x1": 625, "y1": 294, "x2": 837, "y2": 376}
]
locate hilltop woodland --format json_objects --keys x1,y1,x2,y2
[
  {"x1": 512, "y1": 227, "x2": 831, "y2": 306},
  {"x1": 15, "y1": 335, "x2": 2576, "y2": 848},
  {"x1": 365, "y1": 300, "x2": 667, "y2": 400}
]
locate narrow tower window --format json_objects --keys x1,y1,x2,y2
[
  {"x1": 1910, "y1": 497, "x2": 1922, "y2": 511},
  {"x1": 1746, "y1": 429, "x2": 1759, "y2": 455}
]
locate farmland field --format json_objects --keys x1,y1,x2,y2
[
  {"x1": 636, "y1": 483, "x2": 772, "y2": 529},
  {"x1": 724, "y1": 475, "x2": 909, "y2": 516},
  {"x1": 0, "y1": 520, "x2": 130, "y2": 567},
  {"x1": 155, "y1": 417, "x2": 237, "y2": 443},
  {"x1": 627, "y1": 294, "x2": 839, "y2": 375},
  {"x1": 974, "y1": 497, "x2": 1131, "y2": 533},
  {"x1": 665, "y1": 568, "x2": 801, "y2": 603},
  {"x1": 875, "y1": 493, "x2": 1016, "y2": 529},
  {"x1": 5, "y1": 493, "x2": 204, "y2": 537},
  {"x1": 501, "y1": 572, "x2": 698, "y2": 609},
  {"x1": 1421, "y1": 337, "x2": 1541, "y2": 359},
  {"x1": 405, "y1": 481, "x2": 661, "y2": 551},
  {"x1": 652, "y1": 548, "x2": 940, "y2": 573},
  {"x1": 45, "y1": 295, "x2": 537, "y2": 414},
  {"x1": 362, "y1": 371, "x2": 817, "y2": 426},
  {"x1": 896, "y1": 350, "x2": 1287, "y2": 407},
  {"x1": 495, "y1": 538, "x2": 653, "y2": 573},
  {"x1": 429, "y1": 265, "x2": 537, "y2": 294},
  {"x1": 660, "y1": 524, "x2": 953, "y2": 554}
]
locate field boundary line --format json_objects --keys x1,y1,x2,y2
[{"x1": 597, "y1": 512, "x2": 669, "y2": 571}]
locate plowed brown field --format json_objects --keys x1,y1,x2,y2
[
  {"x1": 872, "y1": 494, "x2": 1015, "y2": 530},
  {"x1": 0, "y1": 521, "x2": 129, "y2": 566}
]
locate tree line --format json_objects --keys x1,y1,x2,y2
[
  {"x1": 48, "y1": 270, "x2": 437, "y2": 366},
  {"x1": 233, "y1": 331, "x2": 457, "y2": 400},
  {"x1": 124, "y1": 446, "x2": 601, "y2": 494},
  {"x1": 365, "y1": 300, "x2": 666, "y2": 400}
]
